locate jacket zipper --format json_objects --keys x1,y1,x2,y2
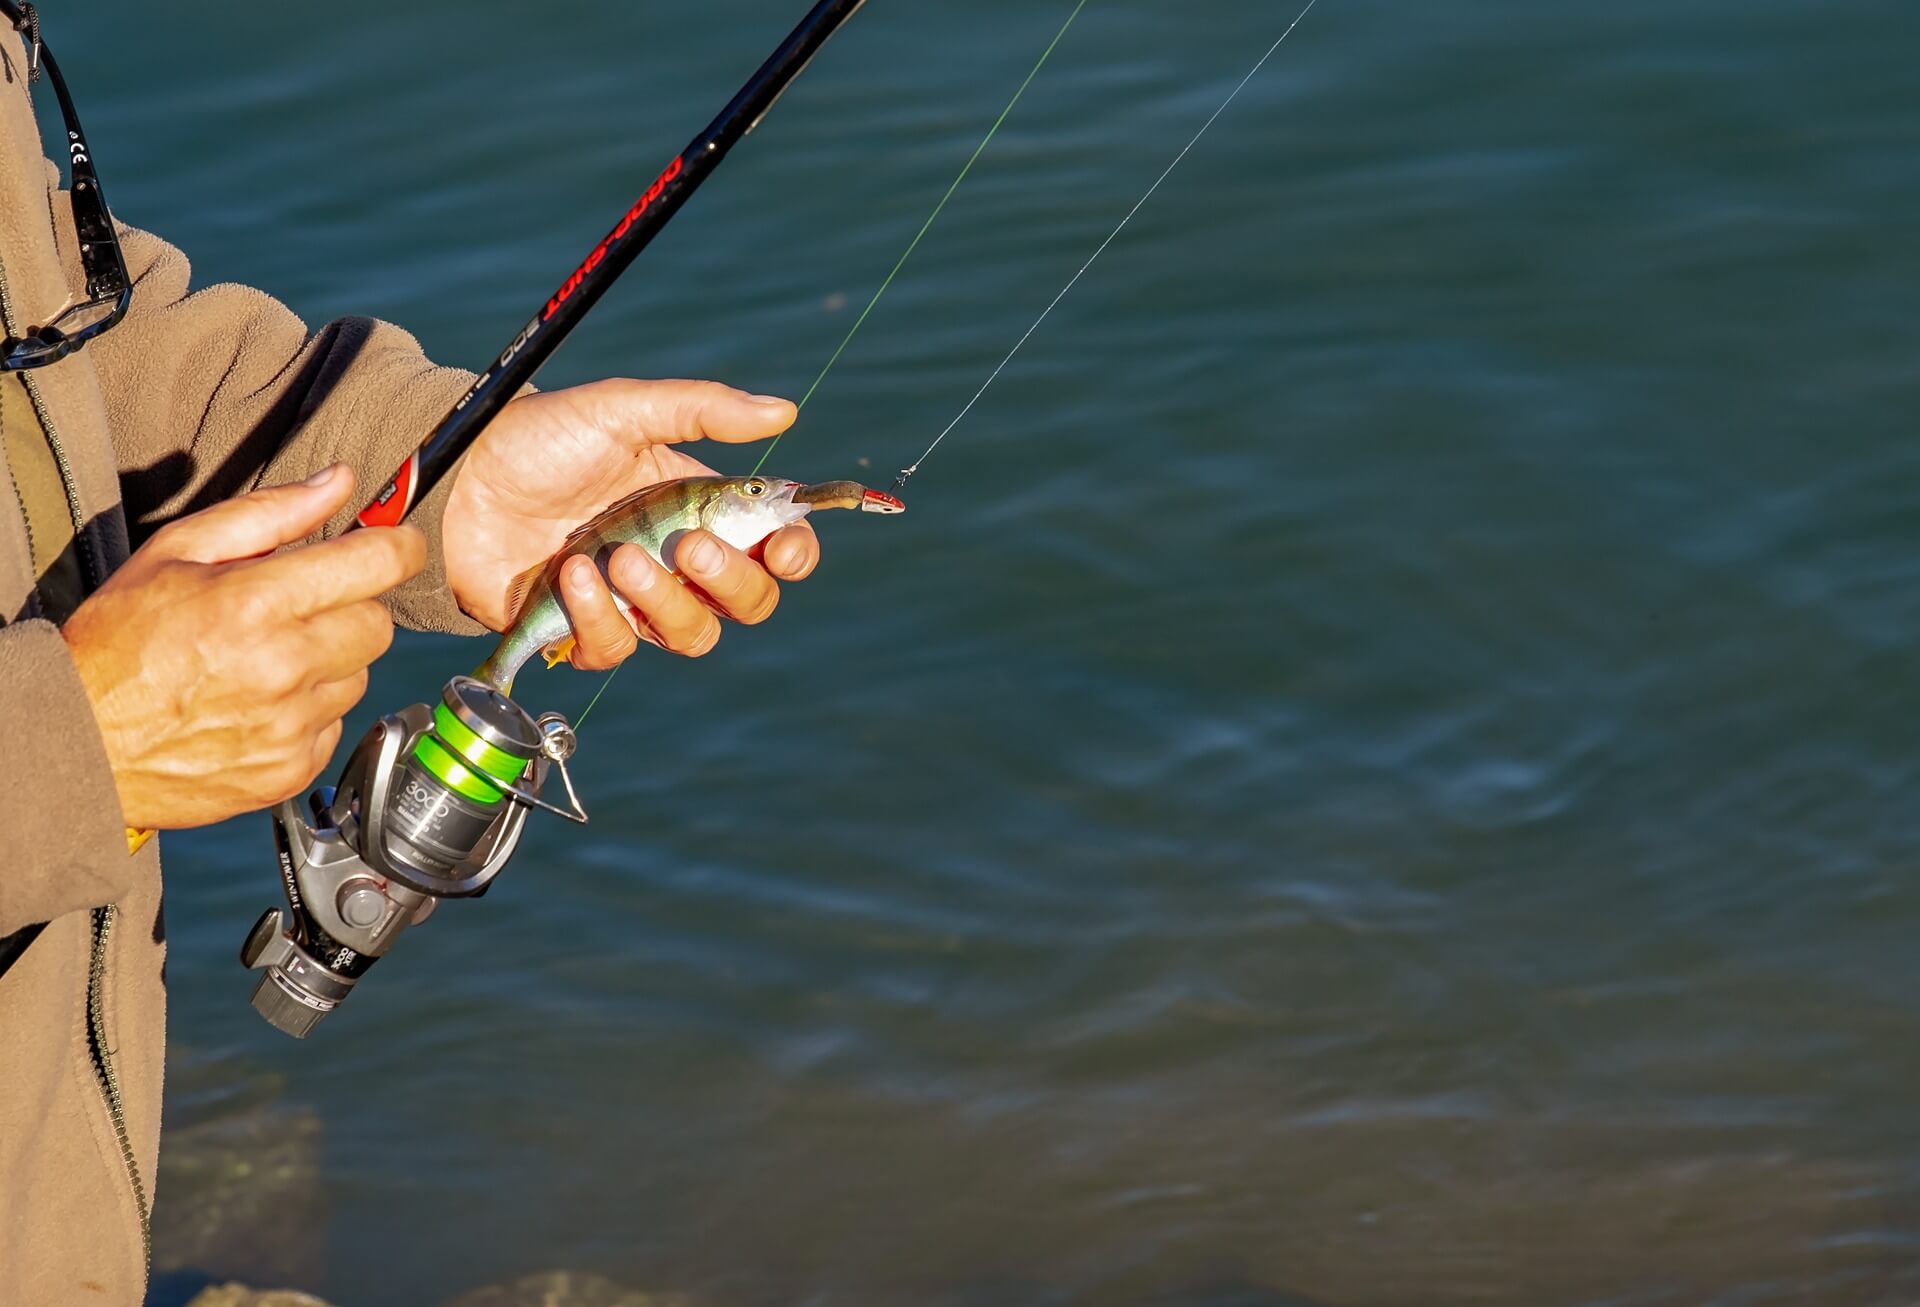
[
  {"x1": 0, "y1": 376, "x2": 35, "y2": 570},
  {"x1": 88, "y1": 905, "x2": 152, "y2": 1275},
  {"x1": 20, "y1": 367, "x2": 91, "y2": 552},
  {"x1": 0, "y1": 257, "x2": 38, "y2": 569},
  {"x1": 1, "y1": 247, "x2": 149, "y2": 1272}
]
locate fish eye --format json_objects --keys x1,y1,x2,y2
[{"x1": 743, "y1": 479, "x2": 767, "y2": 497}]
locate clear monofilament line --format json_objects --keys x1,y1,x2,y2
[
  {"x1": 749, "y1": 0, "x2": 1091, "y2": 477},
  {"x1": 893, "y1": 0, "x2": 1321, "y2": 492},
  {"x1": 585, "y1": 2, "x2": 1091, "y2": 731}
]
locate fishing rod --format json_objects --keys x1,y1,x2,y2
[
  {"x1": 240, "y1": 0, "x2": 868, "y2": 1039},
  {"x1": 355, "y1": 0, "x2": 867, "y2": 531},
  {"x1": 243, "y1": 0, "x2": 1326, "y2": 1040}
]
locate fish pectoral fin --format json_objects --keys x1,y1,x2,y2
[{"x1": 541, "y1": 635, "x2": 578, "y2": 669}]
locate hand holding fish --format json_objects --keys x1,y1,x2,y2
[{"x1": 441, "y1": 379, "x2": 817, "y2": 671}]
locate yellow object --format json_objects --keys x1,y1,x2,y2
[
  {"x1": 126, "y1": 828, "x2": 155, "y2": 855},
  {"x1": 542, "y1": 635, "x2": 577, "y2": 669}
]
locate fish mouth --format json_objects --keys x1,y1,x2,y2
[
  {"x1": 792, "y1": 480, "x2": 907, "y2": 514},
  {"x1": 763, "y1": 479, "x2": 813, "y2": 525}
]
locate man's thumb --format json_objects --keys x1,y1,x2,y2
[{"x1": 152, "y1": 464, "x2": 356, "y2": 564}]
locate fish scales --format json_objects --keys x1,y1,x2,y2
[{"x1": 474, "y1": 475, "x2": 902, "y2": 694}]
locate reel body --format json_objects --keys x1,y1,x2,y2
[{"x1": 240, "y1": 676, "x2": 585, "y2": 1038}]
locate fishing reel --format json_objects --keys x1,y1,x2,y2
[{"x1": 239, "y1": 676, "x2": 588, "y2": 1038}]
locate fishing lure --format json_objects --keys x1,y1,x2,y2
[
  {"x1": 475, "y1": 475, "x2": 904, "y2": 694},
  {"x1": 234, "y1": 0, "x2": 1331, "y2": 1038},
  {"x1": 575, "y1": 0, "x2": 1321, "y2": 726}
]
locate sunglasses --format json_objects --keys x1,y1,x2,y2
[{"x1": 0, "y1": 1, "x2": 130, "y2": 371}]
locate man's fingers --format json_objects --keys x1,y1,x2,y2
[
  {"x1": 149, "y1": 463, "x2": 355, "y2": 564},
  {"x1": 301, "y1": 600, "x2": 396, "y2": 684},
  {"x1": 245, "y1": 524, "x2": 428, "y2": 619},
  {"x1": 297, "y1": 690, "x2": 359, "y2": 792},
  {"x1": 556, "y1": 528, "x2": 789, "y2": 669},
  {"x1": 559, "y1": 555, "x2": 641, "y2": 671},
  {"x1": 676, "y1": 530, "x2": 779, "y2": 626},
  {"x1": 309, "y1": 669, "x2": 371, "y2": 726},
  {"x1": 568, "y1": 377, "x2": 797, "y2": 450},
  {"x1": 605, "y1": 543, "x2": 721, "y2": 658},
  {"x1": 759, "y1": 523, "x2": 820, "y2": 582},
  {"x1": 306, "y1": 717, "x2": 346, "y2": 784},
  {"x1": 279, "y1": 674, "x2": 366, "y2": 795}
]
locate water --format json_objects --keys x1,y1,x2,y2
[{"x1": 50, "y1": 1, "x2": 1920, "y2": 1303}]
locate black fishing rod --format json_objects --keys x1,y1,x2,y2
[
  {"x1": 355, "y1": 0, "x2": 868, "y2": 529},
  {"x1": 241, "y1": 0, "x2": 870, "y2": 1039}
]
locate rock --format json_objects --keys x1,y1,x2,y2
[
  {"x1": 183, "y1": 1285, "x2": 337, "y2": 1307},
  {"x1": 152, "y1": 1057, "x2": 326, "y2": 1288},
  {"x1": 441, "y1": 1269, "x2": 696, "y2": 1307}
]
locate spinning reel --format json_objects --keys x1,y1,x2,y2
[
  {"x1": 239, "y1": 676, "x2": 587, "y2": 1038},
  {"x1": 226, "y1": 0, "x2": 875, "y2": 1038}
]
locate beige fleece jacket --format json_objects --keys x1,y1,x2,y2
[{"x1": 0, "y1": 20, "x2": 489, "y2": 1303}]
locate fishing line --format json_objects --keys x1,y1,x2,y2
[
  {"x1": 748, "y1": 0, "x2": 1089, "y2": 477},
  {"x1": 582, "y1": 0, "x2": 1324, "y2": 729},
  {"x1": 574, "y1": 665, "x2": 620, "y2": 728},
  {"x1": 582, "y1": 1, "x2": 1090, "y2": 728},
  {"x1": 893, "y1": 0, "x2": 1321, "y2": 492}
]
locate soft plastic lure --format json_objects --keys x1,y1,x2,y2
[
  {"x1": 474, "y1": 476, "x2": 904, "y2": 694},
  {"x1": 502, "y1": 0, "x2": 1323, "y2": 721}
]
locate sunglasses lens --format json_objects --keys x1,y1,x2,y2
[
  {"x1": 48, "y1": 298, "x2": 116, "y2": 337},
  {"x1": 6, "y1": 333, "x2": 64, "y2": 369}
]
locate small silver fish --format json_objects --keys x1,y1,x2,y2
[{"x1": 475, "y1": 475, "x2": 904, "y2": 694}]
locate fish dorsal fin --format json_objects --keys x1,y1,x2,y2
[
  {"x1": 503, "y1": 556, "x2": 549, "y2": 624},
  {"x1": 505, "y1": 512, "x2": 624, "y2": 623},
  {"x1": 503, "y1": 521, "x2": 611, "y2": 625},
  {"x1": 556, "y1": 512, "x2": 612, "y2": 558}
]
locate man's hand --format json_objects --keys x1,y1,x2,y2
[
  {"x1": 63, "y1": 465, "x2": 423, "y2": 832},
  {"x1": 441, "y1": 379, "x2": 820, "y2": 669}
]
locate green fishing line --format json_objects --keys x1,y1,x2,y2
[
  {"x1": 749, "y1": 0, "x2": 1090, "y2": 475},
  {"x1": 581, "y1": 1, "x2": 1090, "y2": 730},
  {"x1": 574, "y1": 658, "x2": 620, "y2": 729}
]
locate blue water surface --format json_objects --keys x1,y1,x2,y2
[{"x1": 49, "y1": 1, "x2": 1920, "y2": 1303}]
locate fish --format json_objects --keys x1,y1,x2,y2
[{"x1": 473, "y1": 475, "x2": 905, "y2": 695}]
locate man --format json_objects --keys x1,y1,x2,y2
[{"x1": 0, "y1": 10, "x2": 825, "y2": 1302}]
